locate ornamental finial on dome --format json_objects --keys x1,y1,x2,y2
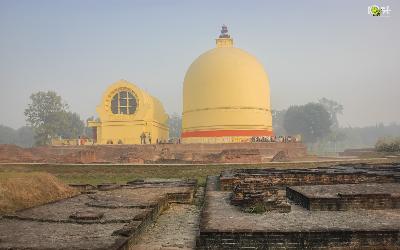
[
  {"x1": 216, "y1": 25, "x2": 233, "y2": 48},
  {"x1": 219, "y1": 25, "x2": 230, "y2": 38}
]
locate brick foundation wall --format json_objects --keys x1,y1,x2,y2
[
  {"x1": 286, "y1": 187, "x2": 400, "y2": 211},
  {"x1": 220, "y1": 169, "x2": 398, "y2": 191},
  {"x1": 221, "y1": 173, "x2": 397, "y2": 191},
  {"x1": 196, "y1": 230, "x2": 400, "y2": 249},
  {"x1": 198, "y1": 167, "x2": 400, "y2": 250},
  {"x1": 0, "y1": 143, "x2": 307, "y2": 164}
]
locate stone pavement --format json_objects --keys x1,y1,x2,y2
[
  {"x1": 131, "y1": 187, "x2": 204, "y2": 250},
  {"x1": 131, "y1": 204, "x2": 200, "y2": 250},
  {"x1": 0, "y1": 180, "x2": 197, "y2": 250}
]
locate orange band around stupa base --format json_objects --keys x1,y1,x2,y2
[{"x1": 181, "y1": 130, "x2": 274, "y2": 138}]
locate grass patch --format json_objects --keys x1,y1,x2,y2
[
  {"x1": 0, "y1": 172, "x2": 78, "y2": 214},
  {"x1": 242, "y1": 202, "x2": 267, "y2": 214}
]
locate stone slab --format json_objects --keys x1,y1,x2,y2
[
  {"x1": 289, "y1": 183, "x2": 400, "y2": 199},
  {"x1": 202, "y1": 191, "x2": 400, "y2": 232},
  {"x1": 0, "y1": 179, "x2": 197, "y2": 249},
  {"x1": 0, "y1": 218, "x2": 126, "y2": 250}
]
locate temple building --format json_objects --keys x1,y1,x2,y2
[
  {"x1": 181, "y1": 26, "x2": 273, "y2": 143},
  {"x1": 88, "y1": 80, "x2": 169, "y2": 144}
]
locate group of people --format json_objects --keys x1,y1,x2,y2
[
  {"x1": 251, "y1": 135, "x2": 299, "y2": 143},
  {"x1": 140, "y1": 132, "x2": 181, "y2": 144},
  {"x1": 140, "y1": 132, "x2": 151, "y2": 144}
]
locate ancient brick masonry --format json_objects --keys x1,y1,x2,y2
[
  {"x1": 287, "y1": 183, "x2": 400, "y2": 211},
  {"x1": 220, "y1": 164, "x2": 400, "y2": 191},
  {"x1": 230, "y1": 178, "x2": 291, "y2": 213},
  {"x1": 0, "y1": 143, "x2": 307, "y2": 164},
  {"x1": 197, "y1": 230, "x2": 400, "y2": 249},
  {"x1": 197, "y1": 164, "x2": 400, "y2": 249}
]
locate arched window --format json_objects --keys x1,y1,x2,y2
[{"x1": 111, "y1": 90, "x2": 137, "y2": 114}]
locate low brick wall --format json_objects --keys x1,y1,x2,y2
[
  {"x1": 197, "y1": 230, "x2": 400, "y2": 249},
  {"x1": 286, "y1": 186, "x2": 311, "y2": 209},
  {"x1": 220, "y1": 165, "x2": 400, "y2": 191},
  {"x1": 221, "y1": 173, "x2": 397, "y2": 191},
  {"x1": 286, "y1": 186, "x2": 400, "y2": 211},
  {"x1": 0, "y1": 142, "x2": 307, "y2": 164}
]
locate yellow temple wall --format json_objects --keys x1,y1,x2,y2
[{"x1": 95, "y1": 121, "x2": 168, "y2": 144}]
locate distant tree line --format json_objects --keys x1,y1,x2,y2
[
  {"x1": 0, "y1": 125, "x2": 34, "y2": 148},
  {"x1": 340, "y1": 124, "x2": 400, "y2": 150},
  {"x1": 272, "y1": 98, "x2": 343, "y2": 146},
  {"x1": 273, "y1": 98, "x2": 400, "y2": 153}
]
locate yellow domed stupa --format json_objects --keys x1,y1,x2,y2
[{"x1": 182, "y1": 25, "x2": 273, "y2": 143}]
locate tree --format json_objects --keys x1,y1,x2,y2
[
  {"x1": 24, "y1": 91, "x2": 68, "y2": 128},
  {"x1": 15, "y1": 126, "x2": 34, "y2": 147},
  {"x1": 271, "y1": 109, "x2": 287, "y2": 135},
  {"x1": 24, "y1": 91, "x2": 84, "y2": 145},
  {"x1": 83, "y1": 116, "x2": 95, "y2": 139},
  {"x1": 168, "y1": 113, "x2": 182, "y2": 138},
  {"x1": 283, "y1": 103, "x2": 332, "y2": 143},
  {"x1": 45, "y1": 111, "x2": 84, "y2": 139},
  {"x1": 318, "y1": 98, "x2": 343, "y2": 129},
  {"x1": 0, "y1": 125, "x2": 16, "y2": 145}
]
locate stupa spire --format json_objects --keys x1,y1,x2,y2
[
  {"x1": 216, "y1": 25, "x2": 233, "y2": 48},
  {"x1": 219, "y1": 24, "x2": 230, "y2": 38}
]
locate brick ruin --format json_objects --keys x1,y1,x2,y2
[
  {"x1": 220, "y1": 163, "x2": 400, "y2": 190},
  {"x1": 0, "y1": 179, "x2": 197, "y2": 249},
  {"x1": 1, "y1": 163, "x2": 400, "y2": 249},
  {"x1": 0, "y1": 142, "x2": 307, "y2": 164},
  {"x1": 287, "y1": 183, "x2": 400, "y2": 211},
  {"x1": 231, "y1": 178, "x2": 291, "y2": 213},
  {"x1": 198, "y1": 163, "x2": 400, "y2": 249}
]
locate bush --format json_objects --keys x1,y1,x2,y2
[
  {"x1": 242, "y1": 201, "x2": 266, "y2": 214},
  {"x1": 375, "y1": 137, "x2": 400, "y2": 152}
]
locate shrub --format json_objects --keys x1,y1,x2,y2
[
  {"x1": 375, "y1": 137, "x2": 400, "y2": 152},
  {"x1": 242, "y1": 201, "x2": 266, "y2": 214}
]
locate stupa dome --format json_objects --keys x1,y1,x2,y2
[{"x1": 182, "y1": 26, "x2": 273, "y2": 143}]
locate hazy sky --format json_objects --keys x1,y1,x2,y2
[{"x1": 0, "y1": 0, "x2": 399, "y2": 129}]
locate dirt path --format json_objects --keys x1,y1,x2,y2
[{"x1": 131, "y1": 188, "x2": 204, "y2": 250}]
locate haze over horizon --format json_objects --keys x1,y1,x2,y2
[{"x1": 0, "y1": 0, "x2": 399, "y2": 129}]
